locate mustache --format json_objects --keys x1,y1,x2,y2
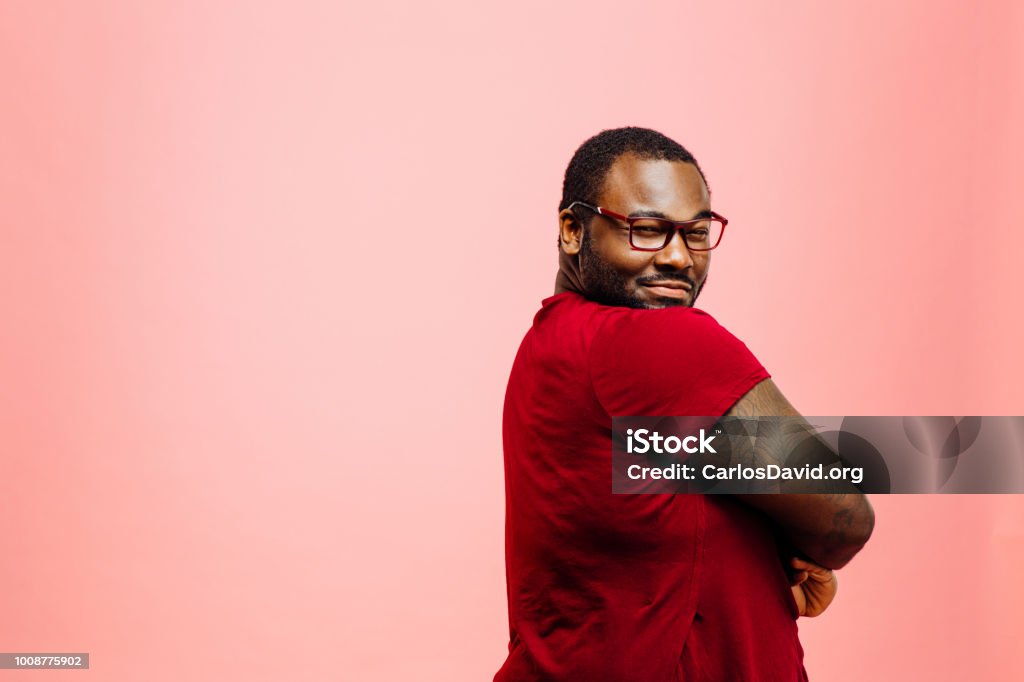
[{"x1": 635, "y1": 273, "x2": 696, "y2": 288}]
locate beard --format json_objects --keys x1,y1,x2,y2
[{"x1": 579, "y1": 228, "x2": 704, "y2": 309}]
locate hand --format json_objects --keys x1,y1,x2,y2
[{"x1": 789, "y1": 556, "x2": 837, "y2": 617}]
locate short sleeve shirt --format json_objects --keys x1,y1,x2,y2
[{"x1": 495, "y1": 292, "x2": 807, "y2": 682}]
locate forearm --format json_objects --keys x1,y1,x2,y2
[{"x1": 740, "y1": 492, "x2": 874, "y2": 569}]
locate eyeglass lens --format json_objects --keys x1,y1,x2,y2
[{"x1": 629, "y1": 218, "x2": 724, "y2": 250}]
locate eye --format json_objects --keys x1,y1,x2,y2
[{"x1": 631, "y1": 221, "x2": 668, "y2": 234}]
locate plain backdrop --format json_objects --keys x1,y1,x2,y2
[{"x1": 2, "y1": 1, "x2": 1023, "y2": 680}]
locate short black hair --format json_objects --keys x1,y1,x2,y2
[{"x1": 558, "y1": 127, "x2": 707, "y2": 212}]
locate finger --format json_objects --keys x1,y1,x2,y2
[
  {"x1": 789, "y1": 570, "x2": 808, "y2": 586},
  {"x1": 807, "y1": 570, "x2": 833, "y2": 582}
]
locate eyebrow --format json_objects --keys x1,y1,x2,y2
[{"x1": 627, "y1": 208, "x2": 714, "y2": 221}]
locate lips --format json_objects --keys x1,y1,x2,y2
[
  {"x1": 641, "y1": 280, "x2": 691, "y2": 291},
  {"x1": 640, "y1": 281, "x2": 692, "y2": 299}
]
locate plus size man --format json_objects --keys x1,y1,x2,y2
[{"x1": 495, "y1": 128, "x2": 874, "y2": 681}]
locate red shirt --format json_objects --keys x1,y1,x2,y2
[{"x1": 496, "y1": 292, "x2": 807, "y2": 682}]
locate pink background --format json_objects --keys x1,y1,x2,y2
[{"x1": 2, "y1": 1, "x2": 1023, "y2": 679}]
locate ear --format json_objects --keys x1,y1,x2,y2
[{"x1": 558, "y1": 208, "x2": 584, "y2": 256}]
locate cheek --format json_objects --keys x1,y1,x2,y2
[
  {"x1": 589, "y1": 229, "x2": 659, "y2": 278},
  {"x1": 689, "y1": 254, "x2": 710, "y2": 278},
  {"x1": 597, "y1": 244, "x2": 654, "y2": 276}
]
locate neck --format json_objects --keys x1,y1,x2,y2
[{"x1": 555, "y1": 249, "x2": 585, "y2": 296}]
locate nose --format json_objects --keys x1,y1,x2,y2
[{"x1": 652, "y1": 229, "x2": 695, "y2": 271}]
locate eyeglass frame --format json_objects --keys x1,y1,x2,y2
[{"x1": 567, "y1": 200, "x2": 728, "y2": 252}]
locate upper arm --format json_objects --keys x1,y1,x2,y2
[{"x1": 724, "y1": 377, "x2": 800, "y2": 418}]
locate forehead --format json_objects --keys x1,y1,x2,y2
[{"x1": 598, "y1": 153, "x2": 709, "y2": 214}]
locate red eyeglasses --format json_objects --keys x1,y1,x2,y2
[{"x1": 568, "y1": 201, "x2": 727, "y2": 251}]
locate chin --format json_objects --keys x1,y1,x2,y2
[{"x1": 648, "y1": 299, "x2": 692, "y2": 309}]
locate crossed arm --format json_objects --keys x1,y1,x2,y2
[{"x1": 725, "y1": 378, "x2": 876, "y2": 571}]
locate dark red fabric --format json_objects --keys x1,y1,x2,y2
[{"x1": 495, "y1": 292, "x2": 808, "y2": 682}]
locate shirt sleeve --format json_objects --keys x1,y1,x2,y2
[{"x1": 589, "y1": 307, "x2": 770, "y2": 418}]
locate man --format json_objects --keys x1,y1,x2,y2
[{"x1": 495, "y1": 128, "x2": 874, "y2": 681}]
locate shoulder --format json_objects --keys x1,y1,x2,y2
[
  {"x1": 592, "y1": 306, "x2": 738, "y2": 352},
  {"x1": 587, "y1": 305, "x2": 769, "y2": 416}
]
